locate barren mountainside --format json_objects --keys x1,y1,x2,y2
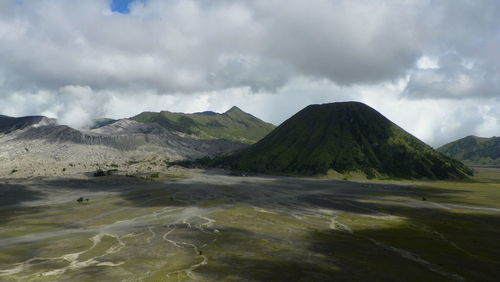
[
  {"x1": 0, "y1": 114, "x2": 247, "y2": 177},
  {"x1": 14, "y1": 121, "x2": 243, "y2": 153}
]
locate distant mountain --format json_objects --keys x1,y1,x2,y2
[
  {"x1": 215, "y1": 102, "x2": 472, "y2": 179},
  {"x1": 131, "y1": 106, "x2": 275, "y2": 144},
  {"x1": 438, "y1": 135, "x2": 500, "y2": 166},
  {"x1": 0, "y1": 115, "x2": 56, "y2": 134}
]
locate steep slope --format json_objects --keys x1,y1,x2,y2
[
  {"x1": 0, "y1": 115, "x2": 55, "y2": 134},
  {"x1": 438, "y1": 136, "x2": 500, "y2": 166},
  {"x1": 12, "y1": 119, "x2": 245, "y2": 157},
  {"x1": 131, "y1": 106, "x2": 275, "y2": 143},
  {"x1": 89, "y1": 119, "x2": 167, "y2": 135},
  {"x1": 218, "y1": 102, "x2": 472, "y2": 179},
  {"x1": 89, "y1": 118, "x2": 117, "y2": 129},
  {"x1": 0, "y1": 116, "x2": 247, "y2": 177}
]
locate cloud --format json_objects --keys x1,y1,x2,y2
[
  {"x1": 0, "y1": 85, "x2": 110, "y2": 129},
  {"x1": 0, "y1": 0, "x2": 500, "y2": 145},
  {"x1": 0, "y1": 0, "x2": 424, "y2": 93},
  {"x1": 2, "y1": 0, "x2": 498, "y2": 93},
  {"x1": 54, "y1": 85, "x2": 110, "y2": 129},
  {"x1": 404, "y1": 53, "x2": 500, "y2": 99}
]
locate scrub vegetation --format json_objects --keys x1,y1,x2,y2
[
  {"x1": 132, "y1": 106, "x2": 275, "y2": 144},
  {"x1": 438, "y1": 135, "x2": 500, "y2": 166},
  {"x1": 215, "y1": 102, "x2": 472, "y2": 179}
]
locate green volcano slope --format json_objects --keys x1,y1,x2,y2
[
  {"x1": 132, "y1": 106, "x2": 275, "y2": 144},
  {"x1": 218, "y1": 102, "x2": 472, "y2": 179},
  {"x1": 438, "y1": 135, "x2": 500, "y2": 166}
]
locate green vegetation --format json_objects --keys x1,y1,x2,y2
[
  {"x1": 438, "y1": 135, "x2": 500, "y2": 166},
  {"x1": 215, "y1": 102, "x2": 472, "y2": 179},
  {"x1": 131, "y1": 106, "x2": 275, "y2": 143},
  {"x1": 412, "y1": 167, "x2": 500, "y2": 207},
  {"x1": 1, "y1": 168, "x2": 500, "y2": 280}
]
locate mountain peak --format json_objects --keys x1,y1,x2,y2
[
  {"x1": 132, "y1": 106, "x2": 275, "y2": 143},
  {"x1": 217, "y1": 101, "x2": 472, "y2": 179},
  {"x1": 225, "y1": 106, "x2": 245, "y2": 114}
]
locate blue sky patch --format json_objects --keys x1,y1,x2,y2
[{"x1": 111, "y1": 0, "x2": 138, "y2": 14}]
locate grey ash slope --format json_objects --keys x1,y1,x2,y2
[
  {"x1": 89, "y1": 118, "x2": 117, "y2": 129},
  {"x1": 215, "y1": 102, "x2": 472, "y2": 179},
  {"x1": 0, "y1": 115, "x2": 247, "y2": 177},
  {"x1": 90, "y1": 119, "x2": 169, "y2": 135},
  {"x1": 438, "y1": 135, "x2": 500, "y2": 166},
  {"x1": 10, "y1": 118, "x2": 245, "y2": 158}
]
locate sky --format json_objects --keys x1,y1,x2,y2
[
  {"x1": 1, "y1": 0, "x2": 500, "y2": 147},
  {"x1": 110, "y1": 0, "x2": 136, "y2": 13}
]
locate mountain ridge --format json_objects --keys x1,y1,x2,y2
[
  {"x1": 0, "y1": 115, "x2": 56, "y2": 134},
  {"x1": 438, "y1": 135, "x2": 500, "y2": 166},
  {"x1": 131, "y1": 106, "x2": 275, "y2": 143}
]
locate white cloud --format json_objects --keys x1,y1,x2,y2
[
  {"x1": 405, "y1": 53, "x2": 499, "y2": 99},
  {"x1": 0, "y1": 0, "x2": 426, "y2": 92},
  {"x1": 1, "y1": 0, "x2": 500, "y2": 146},
  {"x1": 416, "y1": 56, "x2": 439, "y2": 69}
]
